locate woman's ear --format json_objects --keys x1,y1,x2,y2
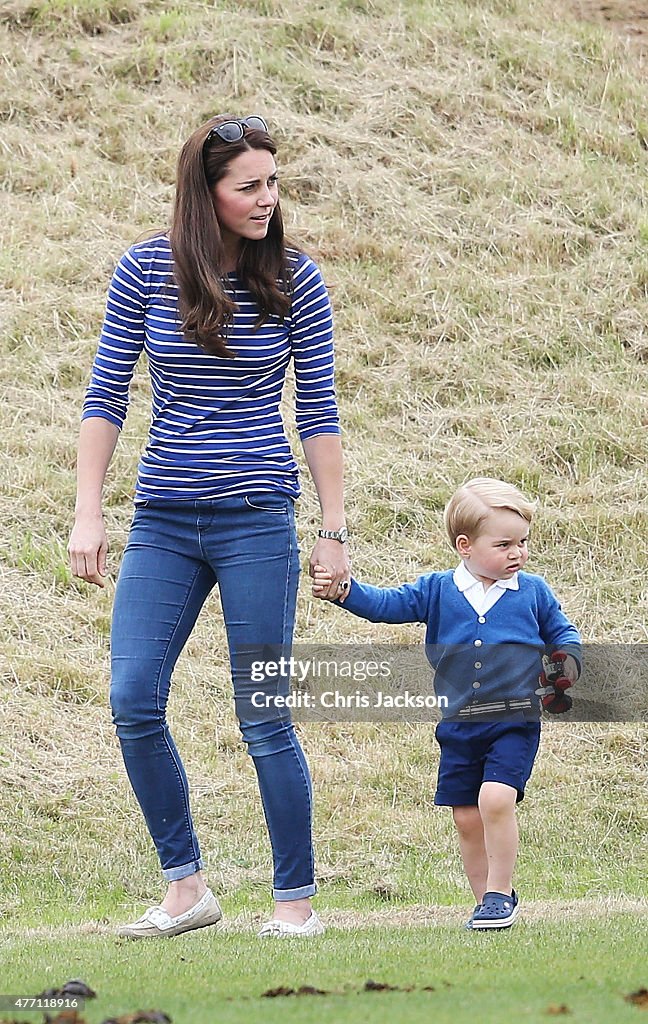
[{"x1": 455, "y1": 534, "x2": 471, "y2": 558}]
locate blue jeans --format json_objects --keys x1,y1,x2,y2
[{"x1": 109, "y1": 494, "x2": 315, "y2": 900}]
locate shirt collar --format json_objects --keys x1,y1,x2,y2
[{"x1": 453, "y1": 561, "x2": 519, "y2": 592}]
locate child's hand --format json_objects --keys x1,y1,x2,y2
[
  {"x1": 312, "y1": 564, "x2": 350, "y2": 601},
  {"x1": 312, "y1": 564, "x2": 334, "y2": 599}
]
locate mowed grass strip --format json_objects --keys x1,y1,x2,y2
[{"x1": 2, "y1": 914, "x2": 647, "y2": 1024}]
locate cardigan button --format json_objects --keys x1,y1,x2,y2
[
  {"x1": 474, "y1": 639, "x2": 482, "y2": 647},
  {"x1": 472, "y1": 681, "x2": 481, "y2": 689},
  {"x1": 474, "y1": 662, "x2": 482, "y2": 669},
  {"x1": 478, "y1": 616, "x2": 486, "y2": 623}
]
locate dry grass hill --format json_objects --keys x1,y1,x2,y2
[{"x1": 0, "y1": 0, "x2": 646, "y2": 922}]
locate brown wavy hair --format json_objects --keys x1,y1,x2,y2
[{"x1": 169, "y1": 115, "x2": 292, "y2": 357}]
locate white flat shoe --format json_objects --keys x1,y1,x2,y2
[
  {"x1": 258, "y1": 910, "x2": 325, "y2": 938},
  {"x1": 117, "y1": 888, "x2": 222, "y2": 939}
]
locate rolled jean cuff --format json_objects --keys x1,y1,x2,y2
[
  {"x1": 163, "y1": 858, "x2": 204, "y2": 882},
  {"x1": 273, "y1": 882, "x2": 317, "y2": 901}
]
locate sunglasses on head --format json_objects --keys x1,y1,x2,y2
[{"x1": 205, "y1": 115, "x2": 268, "y2": 144}]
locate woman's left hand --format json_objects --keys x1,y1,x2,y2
[{"x1": 309, "y1": 538, "x2": 351, "y2": 602}]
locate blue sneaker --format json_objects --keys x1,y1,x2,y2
[
  {"x1": 471, "y1": 890, "x2": 519, "y2": 930},
  {"x1": 464, "y1": 904, "x2": 481, "y2": 930}
]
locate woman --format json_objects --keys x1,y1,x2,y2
[{"x1": 68, "y1": 115, "x2": 351, "y2": 938}]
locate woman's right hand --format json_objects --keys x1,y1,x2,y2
[{"x1": 68, "y1": 512, "x2": 109, "y2": 588}]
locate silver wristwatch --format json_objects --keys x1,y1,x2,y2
[{"x1": 318, "y1": 527, "x2": 348, "y2": 544}]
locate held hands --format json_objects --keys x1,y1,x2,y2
[
  {"x1": 312, "y1": 563, "x2": 349, "y2": 602},
  {"x1": 309, "y1": 545, "x2": 351, "y2": 603},
  {"x1": 68, "y1": 513, "x2": 109, "y2": 588}
]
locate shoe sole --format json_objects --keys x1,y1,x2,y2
[
  {"x1": 258, "y1": 928, "x2": 325, "y2": 938},
  {"x1": 471, "y1": 904, "x2": 520, "y2": 930}
]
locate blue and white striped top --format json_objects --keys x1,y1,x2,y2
[{"x1": 82, "y1": 234, "x2": 340, "y2": 501}]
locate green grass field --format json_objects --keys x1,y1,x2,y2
[
  {"x1": 0, "y1": 0, "x2": 647, "y2": 1019},
  {"x1": 2, "y1": 914, "x2": 647, "y2": 1024}
]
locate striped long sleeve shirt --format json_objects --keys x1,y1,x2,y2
[{"x1": 82, "y1": 234, "x2": 340, "y2": 502}]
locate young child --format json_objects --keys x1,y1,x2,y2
[{"x1": 312, "y1": 477, "x2": 580, "y2": 929}]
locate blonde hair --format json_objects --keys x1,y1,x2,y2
[{"x1": 444, "y1": 477, "x2": 534, "y2": 547}]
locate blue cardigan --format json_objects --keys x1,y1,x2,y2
[{"x1": 340, "y1": 570, "x2": 581, "y2": 717}]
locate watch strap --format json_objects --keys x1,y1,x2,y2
[{"x1": 318, "y1": 527, "x2": 348, "y2": 543}]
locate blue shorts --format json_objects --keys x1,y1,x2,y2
[{"x1": 434, "y1": 719, "x2": 541, "y2": 806}]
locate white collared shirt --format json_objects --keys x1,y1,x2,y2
[{"x1": 453, "y1": 561, "x2": 519, "y2": 617}]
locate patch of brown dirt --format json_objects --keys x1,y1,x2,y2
[
  {"x1": 625, "y1": 988, "x2": 648, "y2": 1008},
  {"x1": 569, "y1": 0, "x2": 648, "y2": 50}
]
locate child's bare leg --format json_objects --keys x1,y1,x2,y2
[
  {"x1": 478, "y1": 781, "x2": 518, "y2": 894},
  {"x1": 452, "y1": 805, "x2": 488, "y2": 903}
]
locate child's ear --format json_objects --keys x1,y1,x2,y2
[{"x1": 455, "y1": 534, "x2": 471, "y2": 557}]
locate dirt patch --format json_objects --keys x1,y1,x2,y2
[{"x1": 569, "y1": 0, "x2": 648, "y2": 50}]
